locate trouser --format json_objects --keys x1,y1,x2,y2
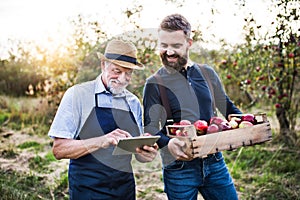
[{"x1": 163, "y1": 152, "x2": 238, "y2": 200}]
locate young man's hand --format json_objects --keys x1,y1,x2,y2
[{"x1": 168, "y1": 138, "x2": 194, "y2": 161}]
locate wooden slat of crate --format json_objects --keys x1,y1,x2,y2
[{"x1": 192, "y1": 122, "x2": 272, "y2": 158}]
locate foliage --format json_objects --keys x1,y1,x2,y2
[
  {"x1": 211, "y1": 0, "x2": 299, "y2": 145},
  {"x1": 0, "y1": 0, "x2": 298, "y2": 145},
  {"x1": 0, "y1": 95, "x2": 51, "y2": 134},
  {"x1": 0, "y1": 58, "x2": 47, "y2": 97},
  {"x1": 0, "y1": 1, "x2": 298, "y2": 199}
]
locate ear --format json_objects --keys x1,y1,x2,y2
[
  {"x1": 100, "y1": 61, "x2": 105, "y2": 70},
  {"x1": 187, "y1": 38, "x2": 193, "y2": 47}
]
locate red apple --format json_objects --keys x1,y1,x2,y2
[
  {"x1": 241, "y1": 114, "x2": 256, "y2": 124},
  {"x1": 288, "y1": 53, "x2": 294, "y2": 58},
  {"x1": 179, "y1": 119, "x2": 192, "y2": 125},
  {"x1": 207, "y1": 124, "x2": 219, "y2": 134},
  {"x1": 239, "y1": 121, "x2": 253, "y2": 128},
  {"x1": 209, "y1": 116, "x2": 225, "y2": 125},
  {"x1": 219, "y1": 121, "x2": 232, "y2": 131},
  {"x1": 169, "y1": 122, "x2": 180, "y2": 135},
  {"x1": 194, "y1": 120, "x2": 208, "y2": 135},
  {"x1": 245, "y1": 79, "x2": 251, "y2": 84}
]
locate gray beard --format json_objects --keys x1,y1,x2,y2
[{"x1": 108, "y1": 80, "x2": 127, "y2": 95}]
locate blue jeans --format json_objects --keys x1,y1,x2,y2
[{"x1": 163, "y1": 152, "x2": 238, "y2": 200}]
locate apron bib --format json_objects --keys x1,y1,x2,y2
[{"x1": 69, "y1": 94, "x2": 140, "y2": 200}]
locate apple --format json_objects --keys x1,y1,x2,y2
[
  {"x1": 241, "y1": 114, "x2": 256, "y2": 124},
  {"x1": 209, "y1": 116, "x2": 226, "y2": 125},
  {"x1": 175, "y1": 129, "x2": 182, "y2": 136},
  {"x1": 239, "y1": 121, "x2": 253, "y2": 128},
  {"x1": 207, "y1": 124, "x2": 219, "y2": 134},
  {"x1": 228, "y1": 120, "x2": 239, "y2": 129},
  {"x1": 194, "y1": 120, "x2": 208, "y2": 135},
  {"x1": 288, "y1": 53, "x2": 294, "y2": 58},
  {"x1": 179, "y1": 119, "x2": 192, "y2": 125},
  {"x1": 219, "y1": 121, "x2": 232, "y2": 131},
  {"x1": 230, "y1": 117, "x2": 242, "y2": 124},
  {"x1": 176, "y1": 129, "x2": 188, "y2": 136},
  {"x1": 169, "y1": 127, "x2": 178, "y2": 135}
]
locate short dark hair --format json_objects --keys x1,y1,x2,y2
[{"x1": 159, "y1": 13, "x2": 191, "y2": 38}]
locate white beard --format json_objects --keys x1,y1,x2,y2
[{"x1": 107, "y1": 79, "x2": 128, "y2": 95}]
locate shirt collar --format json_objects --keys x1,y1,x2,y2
[
  {"x1": 95, "y1": 74, "x2": 107, "y2": 94},
  {"x1": 187, "y1": 60, "x2": 194, "y2": 68}
]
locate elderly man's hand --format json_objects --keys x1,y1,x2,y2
[
  {"x1": 134, "y1": 133, "x2": 159, "y2": 162},
  {"x1": 135, "y1": 143, "x2": 159, "y2": 162},
  {"x1": 101, "y1": 128, "x2": 132, "y2": 148}
]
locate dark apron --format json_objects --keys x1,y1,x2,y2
[{"x1": 69, "y1": 94, "x2": 141, "y2": 200}]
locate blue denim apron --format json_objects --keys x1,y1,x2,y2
[{"x1": 68, "y1": 94, "x2": 140, "y2": 200}]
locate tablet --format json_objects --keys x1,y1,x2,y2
[{"x1": 112, "y1": 136, "x2": 160, "y2": 155}]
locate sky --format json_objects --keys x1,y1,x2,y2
[{"x1": 0, "y1": 0, "x2": 275, "y2": 58}]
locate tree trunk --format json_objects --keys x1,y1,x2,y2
[{"x1": 276, "y1": 107, "x2": 297, "y2": 146}]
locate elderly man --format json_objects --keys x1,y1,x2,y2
[{"x1": 48, "y1": 39, "x2": 158, "y2": 200}]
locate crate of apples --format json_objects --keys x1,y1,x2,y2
[
  {"x1": 206, "y1": 113, "x2": 258, "y2": 134},
  {"x1": 167, "y1": 113, "x2": 260, "y2": 137},
  {"x1": 166, "y1": 113, "x2": 272, "y2": 158}
]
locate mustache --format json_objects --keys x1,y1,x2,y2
[
  {"x1": 162, "y1": 52, "x2": 180, "y2": 59},
  {"x1": 109, "y1": 79, "x2": 128, "y2": 86},
  {"x1": 160, "y1": 51, "x2": 188, "y2": 71}
]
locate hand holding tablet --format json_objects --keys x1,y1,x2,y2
[{"x1": 112, "y1": 135, "x2": 160, "y2": 155}]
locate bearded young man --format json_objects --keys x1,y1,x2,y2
[
  {"x1": 49, "y1": 39, "x2": 158, "y2": 200},
  {"x1": 143, "y1": 14, "x2": 242, "y2": 200}
]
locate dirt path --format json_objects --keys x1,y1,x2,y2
[
  {"x1": 0, "y1": 127, "x2": 167, "y2": 199},
  {"x1": 0, "y1": 115, "x2": 282, "y2": 199},
  {"x1": 0, "y1": 127, "x2": 69, "y2": 185}
]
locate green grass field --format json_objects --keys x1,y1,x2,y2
[{"x1": 0, "y1": 96, "x2": 299, "y2": 200}]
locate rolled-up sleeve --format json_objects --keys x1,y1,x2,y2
[{"x1": 48, "y1": 87, "x2": 78, "y2": 139}]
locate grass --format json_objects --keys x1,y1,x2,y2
[
  {"x1": 0, "y1": 95, "x2": 52, "y2": 133},
  {"x1": 0, "y1": 95, "x2": 299, "y2": 200},
  {"x1": 223, "y1": 142, "x2": 300, "y2": 199},
  {"x1": 1, "y1": 137, "x2": 299, "y2": 200}
]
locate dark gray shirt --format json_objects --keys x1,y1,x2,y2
[{"x1": 143, "y1": 63, "x2": 241, "y2": 149}]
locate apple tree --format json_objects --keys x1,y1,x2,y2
[{"x1": 218, "y1": 0, "x2": 299, "y2": 146}]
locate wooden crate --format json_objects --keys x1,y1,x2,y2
[
  {"x1": 191, "y1": 122, "x2": 272, "y2": 158},
  {"x1": 166, "y1": 113, "x2": 272, "y2": 158}
]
